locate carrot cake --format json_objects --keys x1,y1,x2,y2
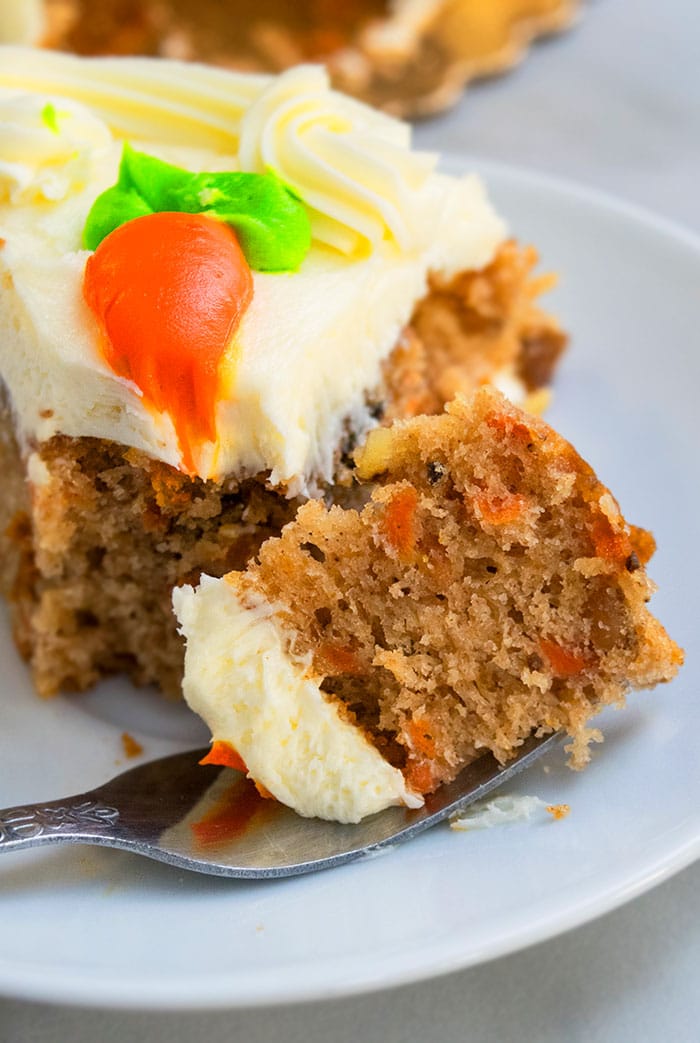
[
  {"x1": 0, "y1": 46, "x2": 564, "y2": 697},
  {"x1": 174, "y1": 388, "x2": 682, "y2": 822}
]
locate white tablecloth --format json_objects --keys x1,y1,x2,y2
[{"x1": 2, "y1": 0, "x2": 698, "y2": 1038}]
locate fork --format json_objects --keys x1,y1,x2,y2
[{"x1": 0, "y1": 732, "x2": 561, "y2": 878}]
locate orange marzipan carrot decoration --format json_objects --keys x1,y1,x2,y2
[
  {"x1": 83, "y1": 211, "x2": 253, "y2": 473},
  {"x1": 200, "y1": 740, "x2": 248, "y2": 774}
]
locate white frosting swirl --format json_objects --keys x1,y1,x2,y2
[
  {"x1": 238, "y1": 65, "x2": 440, "y2": 257},
  {"x1": 0, "y1": 91, "x2": 112, "y2": 204},
  {"x1": 0, "y1": 48, "x2": 446, "y2": 258},
  {"x1": 0, "y1": 46, "x2": 270, "y2": 149}
]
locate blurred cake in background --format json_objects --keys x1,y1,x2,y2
[{"x1": 1, "y1": 0, "x2": 580, "y2": 116}]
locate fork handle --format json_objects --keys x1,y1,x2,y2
[{"x1": 0, "y1": 795, "x2": 120, "y2": 853}]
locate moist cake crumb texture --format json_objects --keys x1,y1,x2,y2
[
  {"x1": 219, "y1": 388, "x2": 681, "y2": 797},
  {"x1": 384, "y1": 241, "x2": 565, "y2": 422},
  {"x1": 0, "y1": 421, "x2": 301, "y2": 696}
]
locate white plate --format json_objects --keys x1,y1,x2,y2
[{"x1": 1, "y1": 161, "x2": 698, "y2": 1011}]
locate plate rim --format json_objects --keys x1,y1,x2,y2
[
  {"x1": 0, "y1": 834, "x2": 698, "y2": 1011},
  {"x1": 449, "y1": 153, "x2": 700, "y2": 258},
  {"x1": 1, "y1": 159, "x2": 699, "y2": 1011}
]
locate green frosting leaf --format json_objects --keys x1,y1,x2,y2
[
  {"x1": 173, "y1": 172, "x2": 311, "y2": 272},
  {"x1": 40, "y1": 102, "x2": 60, "y2": 134},
  {"x1": 82, "y1": 145, "x2": 312, "y2": 271},
  {"x1": 120, "y1": 143, "x2": 193, "y2": 209},
  {"x1": 83, "y1": 187, "x2": 154, "y2": 250}
]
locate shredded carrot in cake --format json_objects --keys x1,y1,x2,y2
[
  {"x1": 589, "y1": 513, "x2": 633, "y2": 567},
  {"x1": 406, "y1": 718, "x2": 438, "y2": 760},
  {"x1": 485, "y1": 410, "x2": 535, "y2": 447},
  {"x1": 404, "y1": 760, "x2": 436, "y2": 795},
  {"x1": 474, "y1": 490, "x2": 529, "y2": 526},
  {"x1": 315, "y1": 642, "x2": 366, "y2": 676},
  {"x1": 200, "y1": 740, "x2": 248, "y2": 773},
  {"x1": 381, "y1": 485, "x2": 418, "y2": 558},
  {"x1": 539, "y1": 639, "x2": 588, "y2": 678}
]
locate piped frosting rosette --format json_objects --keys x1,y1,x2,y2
[
  {"x1": 0, "y1": 92, "x2": 111, "y2": 203},
  {"x1": 238, "y1": 65, "x2": 441, "y2": 257},
  {"x1": 1, "y1": 48, "x2": 446, "y2": 259}
]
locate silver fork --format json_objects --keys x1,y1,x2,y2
[{"x1": 0, "y1": 732, "x2": 561, "y2": 878}]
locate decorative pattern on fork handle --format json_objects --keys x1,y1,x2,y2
[{"x1": 0, "y1": 801, "x2": 120, "y2": 843}]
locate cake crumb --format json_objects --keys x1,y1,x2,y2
[
  {"x1": 546, "y1": 803, "x2": 570, "y2": 821},
  {"x1": 121, "y1": 732, "x2": 144, "y2": 758}
]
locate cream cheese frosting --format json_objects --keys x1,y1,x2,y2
[
  {"x1": 173, "y1": 575, "x2": 423, "y2": 823},
  {"x1": 0, "y1": 47, "x2": 507, "y2": 491}
]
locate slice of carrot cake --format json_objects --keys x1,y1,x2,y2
[
  {"x1": 173, "y1": 388, "x2": 682, "y2": 823},
  {"x1": 0, "y1": 47, "x2": 564, "y2": 697}
]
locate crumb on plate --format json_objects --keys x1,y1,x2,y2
[
  {"x1": 121, "y1": 731, "x2": 144, "y2": 758},
  {"x1": 546, "y1": 803, "x2": 571, "y2": 820}
]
